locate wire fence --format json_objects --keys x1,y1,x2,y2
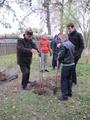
[
  {"x1": 0, "y1": 43, "x2": 16, "y2": 56},
  {"x1": 0, "y1": 38, "x2": 17, "y2": 56},
  {"x1": 0, "y1": 39, "x2": 18, "y2": 81}
]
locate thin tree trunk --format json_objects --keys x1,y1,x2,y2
[
  {"x1": 43, "y1": 0, "x2": 51, "y2": 35},
  {"x1": 59, "y1": 0, "x2": 64, "y2": 33},
  {"x1": 46, "y1": 4, "x2": 51, "y2": 35}
]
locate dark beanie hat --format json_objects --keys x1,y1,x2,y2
[{"x1": 25, "y1": 30, "x2": 33, "y2": 36}]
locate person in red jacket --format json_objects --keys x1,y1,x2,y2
[{"x1": 39, "y1": 35, "x2": 52, "y2": 72}]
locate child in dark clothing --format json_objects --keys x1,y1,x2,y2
[{"x1": 57, "y1": 38, "x2": 75, "y2": 101}]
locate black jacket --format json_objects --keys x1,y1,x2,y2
[
  {"x1": 51, "y1": 35, "x2": 61, "y2": 54},
  {"x1": 68, "y1": 30, "x2": 84, "y2": 58},
  {"x1": 58, "y1": 40, "x2": 75, "y2": 66},
  {"x1": 17, "y1": 38, "x2": 38, "y2": 65}
]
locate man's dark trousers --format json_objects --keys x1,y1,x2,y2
[
  {"x1": 20, "y1": 64, "x2": 30, "y2": 88},
  {"x1": 61, "y1": 65, "x2": 75, "y2": 98},
  {"x1": 72, "y1": 57, "x2": 79, "y2": 84},
  {"x1": 52, "y1": 53, "x2": 57, "y2": 69}
]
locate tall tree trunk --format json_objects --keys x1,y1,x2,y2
[
  {"x1": 46, "y1": 4, "x2": 51, "y2": 35},
  {"x1": 43, "y1": 0, "x2": 51, "y2": 35},
  {"x1": 59, "y1": 0, "x2": 64, "y2": 33}
]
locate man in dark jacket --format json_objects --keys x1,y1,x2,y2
[
  {"x1": 51, "y1": 33, "x2": 64, "y2": 69},
  {"x1": 51, "y1": 35, "x2": 61, "y2": 69},
  {"x1": 67, "y1": 23, "x2": 84, "y2": 84},
  {"x1": 57, "y1": 39, "x2": 75, "y2": 101},
  {"x1": 17, "y1": 30, "x2": 40, "y2": 89}
]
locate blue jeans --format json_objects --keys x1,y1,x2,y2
[
  {"x1": 61, "y1": 65, "x2": 75, "y2": 98},
  {"x1": 52, "y1": 53, "x2": 58, "y2": 69},
  {"x1": 40, "y1": 53, "x2": 48, "y2": 71},
  {"x1": 72, "y1": 57, "x2": 79, "y2": 84}
]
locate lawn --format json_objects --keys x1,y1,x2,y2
[
  {"x1": 0, "y1": 54, "x2": 17, "y2": 69},
  {"x1": 0, "y1": 54, "x2": 90, "y2": 120}
]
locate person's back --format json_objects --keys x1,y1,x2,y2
[
  {"x1": 59, "y1": 40, "x2": 75, "y2": 65},
  {"x1": 39, "y1": 36, "x2": 51, "y2": 53},
  {"x1": 58, "y1": 40, "x2": 75, "y2": 101},
  {"x1": 17, "y1": 38, "x2": 34, "y2": 65}
]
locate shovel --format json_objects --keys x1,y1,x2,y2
[{"x1": 53, "y1": 62, "x2": 60, "y2": 95}]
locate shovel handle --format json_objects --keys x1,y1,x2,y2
[{"x1": 55, "y1": 62, "x2": 60, "y2": 88}]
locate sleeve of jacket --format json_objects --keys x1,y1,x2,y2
[
  {"x1": 77, "y1": 33, "x2": 84, "y2": 57},
  {"x1": 51, "y1": 40, "x2": 58, "y2": 53},
  {"x1": 58, "y1": 45, "x2": 66, "y2": 64},
  {"x1": 47, "y1": 41, "x2": 51, "y2": 53},
  {"x1": 50, "y1": 40, "x2": 53, "y2": 49},
  {"x1": 31, "y1": 41, "x2": 40, "y2": 53},
  {"x1": 50, "y1": 40, "x2": 54, "y2": 51},
  {"x1": 17, "y1": 39, "x2": 31, "y2": 53}
]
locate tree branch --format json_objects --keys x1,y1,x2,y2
[{"x1": 0, "y1": 0, "x2": 6, "y2": 7}]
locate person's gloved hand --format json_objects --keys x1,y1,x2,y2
[
  {"x1": 38, "y1": 52, "x2": 41, "y2": 57},
  {"x1": 50, "y1": 52, "x2": 52, "y2": 56}
]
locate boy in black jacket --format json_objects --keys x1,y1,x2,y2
[
  {"x1": 57, "y1": 39, "x2": 75, "y2": 101},
  {"x1": 67, "y1": 23, "x2": 84, "y2": 84}
]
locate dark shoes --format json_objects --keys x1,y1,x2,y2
[
  {"x1": 57, "y1": 96, "x2": 68, "y2": 101},
  {"x1": 68, "y1": 93, "x2": 72, "y2": 97},
  {"x1": 40, "y1": 70, "x2": 49, "y2": 72},
  {"x1": 45, "y1": 69, "x2": 49, "y2": 72},
  {"x1": 57, "y1": 93, "x2": 72, "y2": 101}
]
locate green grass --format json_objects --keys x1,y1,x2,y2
[
  {"x1": 0, "y1": 54, "x2": 17, "y2": 69},
  {"x1": 0, "y1": 55, "x2": 90, "y2": 120}
]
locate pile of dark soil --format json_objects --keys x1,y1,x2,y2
[{"x1": 31, "y1": 76, "x2": 60, "y2": 95}]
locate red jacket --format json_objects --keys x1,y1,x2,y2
[{"x1": 39, "y1": 36, "x2": 51, "y2": 53}]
